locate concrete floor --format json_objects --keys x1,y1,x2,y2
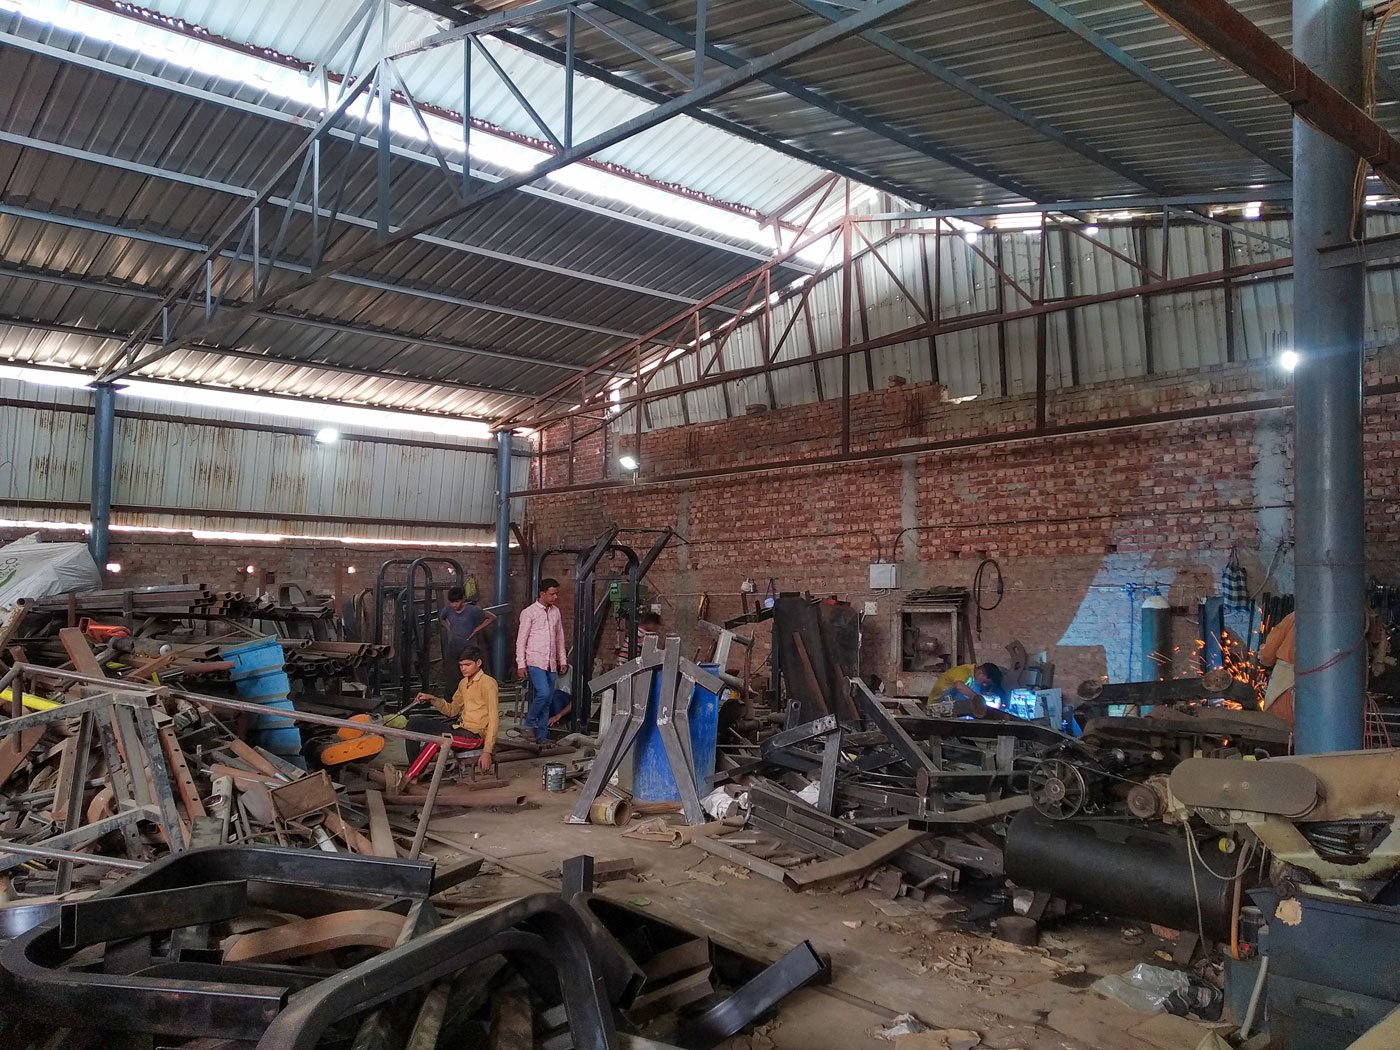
[{"x1": 419, "y1": 754, "x2": 1223, "y2": 1050}]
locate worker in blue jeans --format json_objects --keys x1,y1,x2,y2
[{"x1": 516, "y1": 578, "x2": 568, "y2": 745}]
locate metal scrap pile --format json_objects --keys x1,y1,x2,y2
[
  {"x1": 9, "y1": 582, "x2": 390, "y2": 695},
  {"x1": 0, "y1": 654, "x2": 552, "y2": 915},
  {"x1": 689, "y1": 677, "x2": 1292, "y2": 913},
  {"x1": 0, "y1": 846, "x2": 826, "y2": 1050}
]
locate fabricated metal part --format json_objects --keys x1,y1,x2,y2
[
  {"x1": 994, "y1": 915, "x2": 1039, "y2": 946},
  {"x1": 1028, "y1": 758, "x2": 1089, "y2": 820},
  {"x1": 58, "y1": 881, "x2": 248, "y2": 951},
  {"x1": 255, "y1": 895, "x2": 621, "y2": 1050},
  {"x1": 1004, "y1": 810, "x2": 1237, "y2": 940},
  {"x1": 1126, "y1": 783, "x2": 1163, "y2": 821},
  {"x1": 674, "y1": 940, "x2": 827, "y2": 1050},
  {"x1": 1171, "y1": 751, "x2": 1400, "y2": 893},
  {"x1": 0, "y1": 846, "x2": 437, "y2": 1040}
]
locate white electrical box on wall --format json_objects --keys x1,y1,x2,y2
[{"x1": 869, "y1": 562, "x2": 900, "y2": 590}]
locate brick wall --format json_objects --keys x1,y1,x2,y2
[
  {"x1": 522, "y1": 353, "x2": 1400, "y2": 693},
  {"x1": 0, "y1": 527, "x2": 532, "y2": 617}
]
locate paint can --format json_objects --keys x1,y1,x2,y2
[
  {"x1": 588, "y1": 796, "x2": 633, "y2": 827},
  {"x1": 542, "y1": 762, "x2": 567, "y2": 793}
]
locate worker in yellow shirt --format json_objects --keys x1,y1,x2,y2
[
  {"x1": 410, "y1": 645, "x2": 499, "y2": 772},
  {"x1": 929, "y1": 661, "x2": 1006, "y2": 708}
]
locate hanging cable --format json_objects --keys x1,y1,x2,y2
[{"x1": 972, "y1": 557, "x2": 1003, "y2": 637}]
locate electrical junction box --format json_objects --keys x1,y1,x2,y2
[
  {"x1": 864, "y1": 601, "x2": 879, "y2": 616},
  {"x1": 869, "y1": 562, "x2": 900, "y2": 590}
]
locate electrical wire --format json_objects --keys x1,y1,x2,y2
[
  {"x1": 1184, "y1": 826, "x2": 1209, "y2": 952},
  {"x1": 972, "y1": 556, "x2": 1003, "y2": 637}
]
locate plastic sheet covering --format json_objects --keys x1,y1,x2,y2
[{"x1": 0, "y1": 534, "x2": 101, "y2": 611}]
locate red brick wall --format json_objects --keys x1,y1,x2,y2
[
  {"x1": 521, "y1": 354, "x2": 1400, "y2": 693},
  {"x1": 0, "y1": 527, "x2": 530, "y2": 614}
]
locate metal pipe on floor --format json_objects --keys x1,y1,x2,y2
[
  {"x1": 88, "y1": 382, "x2": 115, "y2": 569},
  {"x1": 494, "y1": 428, "x2": 513, "y2": 678},
  {"x1": 1292, "y1": 0, "x2": 1367, "y2": 754}
]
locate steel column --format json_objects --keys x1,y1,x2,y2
[
  {"x1": 1292, "y1": 0, "x2": 1367, "y2": 754},
  {"x1": 493, "y1": 429, "x2": 513, "y2": 678},
  {"x1": 88, "y1": 382, "x2": 115, "y2": 569}
]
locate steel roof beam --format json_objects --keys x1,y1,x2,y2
[
  {"x1": 0, "y1": 214, "x2": 616, "y2": 378},
  {"x1": 866, "y1": 186, "x2": 1297, "y2": 219},
  {"x1": 395, "y1": 2, "x2": 946, "y2": 208},
  {"x1": 589, "y1": 0, "x2": 1051, "y2": 203},
  {"x1": 0, "y1": 313, "x2": 559, "y2": 408},
  {"x1": 97, "y1": 0, "x2": 927, "y2": 385},
  {"x1": 1140, "y1": 0, "x2": 1400, "y2": 185},
  {"x1": 0, "y1": 203, "x2": 646, "y2": 351},
  {"x1": 787, "y1": 0, "x2": 1172, "y2": 195},
  {"x1": 0, "y1": 131, "x2": 736, "y2": 315},
  {"x1": 0, "y1": 264, "x2": 595, "y2": 398},
  {"x1": 1020, "y1": 0, "x2": 1293, "y2": 176},
  {"x1": 0, "y1": 29, "x2": 794, "y2": 271}
]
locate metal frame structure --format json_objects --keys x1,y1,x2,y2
[
  {"x1": 509, "y1": 199, "x2": 1313, "y2": 492},
  {"x1": 85, "y1": 0, "x2": 927, "y2": 386},
  {"x1": 1, "y1": 0, "x2": 1396, "y2": 421}
]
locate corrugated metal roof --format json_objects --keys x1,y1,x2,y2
[
  {"x1": 1, "y1": 0, "x2": 1388, "y2": 421},
  {"x1": 131, "y1": 0, "x2": 834, "y2": 215},
  {"x1": 549, "y1": 0, "x2": 1324, "y2": 206},
  {"x1": 0, "y1": 7, "x2": 818, "y2": 415}
]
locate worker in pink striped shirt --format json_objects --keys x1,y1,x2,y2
[{"x1": 516, "y1": 577, "x2": 569, "y2": 745}]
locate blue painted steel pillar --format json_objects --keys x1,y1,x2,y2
[
  {"x1": 88, "y1": 382, "x2": 115, "y2": 569},
  {"x1": 493, "y1": 429, "x2": 513, "y2": 679},
  {"x1": 1293, "y1": 0, "x2": 1366, "y2": 753}
]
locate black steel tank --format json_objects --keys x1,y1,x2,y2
[{"x1": 1004, "y1": 809, "x2": 1238, "y2": 940}]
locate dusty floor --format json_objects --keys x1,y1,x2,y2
[{"x1": 415, "y1": 751, "x2": 1223, "y2": 1050}]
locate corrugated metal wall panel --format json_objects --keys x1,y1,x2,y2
[
  {"x1": 617, "y1": 215, "x2": 1400, "y2": 436},
  {"x1": 0, "y1": 377, "x2": 522, "y2": 537}
]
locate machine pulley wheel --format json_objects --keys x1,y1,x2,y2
[{"x1": 1029, "y1": 758, "x2": 1088, "y2": 820}]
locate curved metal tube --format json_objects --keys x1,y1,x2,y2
[{"x1": 256, "y1": 895, "x2": 619, "y2": 1050}]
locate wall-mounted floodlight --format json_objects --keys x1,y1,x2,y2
[
  {"x1": 619, "y1": 455, "x2": 640, "y2": 471},
  {"x1": 1279, "y1": 350, "x2": 1300, "y2": 372},
  {"x1": 315, "y1": 427, "x2": 340, "y2": 444}
]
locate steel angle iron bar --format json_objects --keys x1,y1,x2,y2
[{"x1": 99, "y1": 0, "x2": 927, "y2": 384}]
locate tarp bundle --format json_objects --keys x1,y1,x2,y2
[{"x1": 0, "y1": 533, "x2": 101, "y2": 611}]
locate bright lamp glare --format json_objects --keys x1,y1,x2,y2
[
  {"x1": 1280, "y1": 350, "x2": 1300, "y2": 372},
  {"x1": 619, "y1": 455, "x2": 640, "y2": 471},
  {"x1": 315, "y1": 428, "x2": 340, "y2": 444}
]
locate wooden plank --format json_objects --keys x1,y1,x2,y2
[
  {"x1": 489, "y1": 991, "x2": 533, "y2": 1050},
  {"x1": 364, "y1": 789, "x2": 397, "y2": 858},
  {"x1": 58, "y1": 628, "x2": 105, "y2": 678},
  {"x1": 785, "y1": 826, "x2": 931, "y2": 889}
]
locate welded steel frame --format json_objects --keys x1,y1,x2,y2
[
  {"x1": 90, "y1": 0, "x2": 929, "y2": 385},
  {"x1": 509, "y1": 191, "x2": 1384, "y2": 494}
]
